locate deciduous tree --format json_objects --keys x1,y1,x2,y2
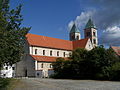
[{"x1": 0, "y1": 0, "x2": 30, "y2": 68}]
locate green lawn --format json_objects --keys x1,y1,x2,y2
[{"x1": 0, "y1": 78, "x2": 20, "y2": 90}]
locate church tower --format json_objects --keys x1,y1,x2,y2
[
  {"x1": 69, "y1": 23, "x2": 81, "y2": 41},
  {"x1": 84, "y1": 18, "x2": 98, "y2": 47}
]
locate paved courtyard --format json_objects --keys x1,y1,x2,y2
[{"x1": 14, "y1": 78, "x2": 120, "y2": 90}]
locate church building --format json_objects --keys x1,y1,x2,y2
[
  {"x1": 15, "y1": 19, "x2": 98, "y2": 78},
  {"x1": 0, "y1": 19, "x2": 98, "y2": 78}
]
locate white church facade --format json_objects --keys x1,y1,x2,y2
[{"x1": 1, "y1": 19, "x2": 98, "y2": 78}]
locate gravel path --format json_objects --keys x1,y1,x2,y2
[{"x1": 13, "y1": 78, "x2": 120, "y2": 90}]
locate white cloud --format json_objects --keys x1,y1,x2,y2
[
  {"x1": 68, "y1": 0, "x2": 120, "y2": 46},
  {"x1": 75, "y1": 11, "x2": 94, "y2": 28},
  {"x1": 68, "y1": 10, "x2": 95, "y2": 31},
  {"x1": 68, "y1": 21, "x2": 74, "y2": 31}
]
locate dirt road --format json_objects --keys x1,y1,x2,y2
[{"x1": 13, "y1": 78, "x2": 120, "y2": 90}]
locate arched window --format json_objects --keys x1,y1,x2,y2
[
  {"x1": 57, "y1": 51, "x2": 59, "y2": 56},
  {"x1": 35, "y1": 49, "x2": 37, "y2": 54},
  {"x1": 50, "y1": 51, "x2": 52, "y2": 56},
  {"x1": 63, "y1": 52, "x2": 65, "y2": 57},
  {"x1": 43, "y1": 50, "x2": 45, "y2": 55},
  {"x1": 77, "y1": 36, "x2": 79, "y2": 40}
]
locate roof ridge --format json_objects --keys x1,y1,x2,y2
[{"x1": 27, "y1": 33, "x2": 72, "y2": 42}]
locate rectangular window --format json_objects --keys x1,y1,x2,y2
[
  {"x1": 63, "y1": 52, "x2": 65, "y2": 57},
  {"x1": 43, "y1": 50, "x2": 45, "y2": 55},
  {"x1": 50, "y1": 51, "x2": 52, "y2": 56},
  {"x1": 41, "y1": 63, "x2": 43, "y2": 68},
  {"x1": 57, "y1": 51, "x2": 59, "y2": 56},
  {"x1": 93, "y1": 32, "x2": 96, "y2": 36},
  {"x1": 35, "y1": 49, "x2": 37, "y2": 54}
]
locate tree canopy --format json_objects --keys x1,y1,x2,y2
[
  {"x1": 52, "y1": 46, "x2": 120, "y2": 80},
  {"x1": 0, "y1": 0, "x2": 30, "y2": 68}
]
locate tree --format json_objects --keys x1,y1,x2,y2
[
  {"x1": 88, "y1": 46, "x2": 119, "y2": 80},
  {"x1": 70, "y1": 48, "x2": 89, "y2": 79},
  {"x1": 52, "y1": 46, "x2": 120, "y2": 80},
  {"x1": 52, "y1": 57, "x2": 66, "y2": 78},
  {"x1": 110, "y1": 62, "x2": 120, "y2": 80},
  {"x1": 0, "y1": 0, "x2": 30, "y2": 68}
]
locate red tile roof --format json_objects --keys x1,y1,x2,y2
[
  {"x1": 111, "y1": 46, "x2": 120, "y2": 56},
  {"x1": 31, "y1": 55, "x2": 68, "y2": 62},
  {"x1": 26, "y1": 33, "x2": 73, "y2": 50},
  {"x1": 73, "y1": 38, "x2": 89, "y2": 49},
  {"x1": 26, "y1": 33, "x2": 89, "y2": 50}
]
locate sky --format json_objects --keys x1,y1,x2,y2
[{"x1": 10, "y1": 0, "x2": 120, "y2": 47}]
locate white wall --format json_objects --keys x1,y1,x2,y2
[
  {"x1": 35, "y1": 62, "x2": 53, "y2": 78},
  {"x1": 0, "y1": 64, "x2": 15, "y2": 78},
  {"x1": 75, "y1": 33, "x2": 81, "y2": 40},
  {"x1": 85, "y1": 39, "x2": 94, "y2": 51},
  {"x1": 30, "y1": 46, "x2": 72, "y2": 58},
  {"x1": 91, "y1": 28, "x2": 98, "y2": 47}
]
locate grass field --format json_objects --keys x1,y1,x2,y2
[{"x1": 0, "y1": 78, "x2": 20, "y2": 90}]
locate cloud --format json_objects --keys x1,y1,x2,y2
[
  {"x1": 100, "y1": 26, "x2": 120, "y2": 45},
  {"x1": 68, "y1": 0, "x2": 120, "y2": 46},
  {"x1": 68, "y1": 21, "x2": 74, "y2": 31},
  {"x1": 68, "y1": 10, "x2": 94, "y2": 30}
]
